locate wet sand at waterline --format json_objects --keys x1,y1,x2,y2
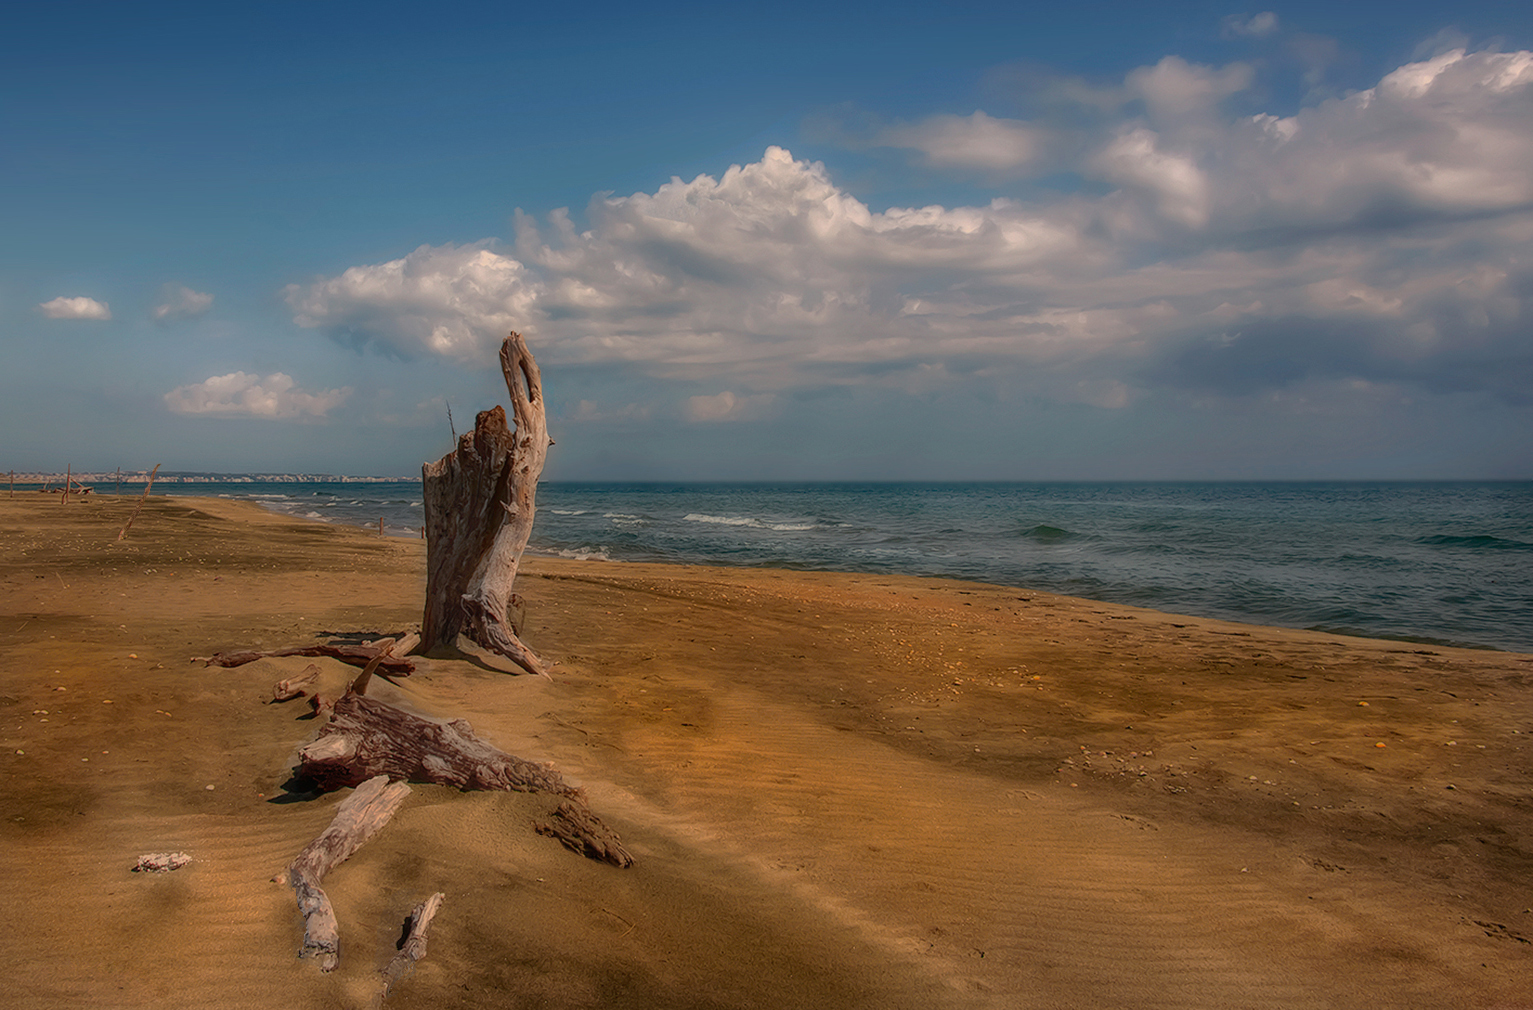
[{"x1": 3, "y1": 493, "x2": 1531, "y2": 1009}]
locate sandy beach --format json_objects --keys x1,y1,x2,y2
[{"x1": 3, "y1": 492, "x2": 1532, "y2": 1009}]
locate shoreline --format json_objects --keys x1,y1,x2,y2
[
  {"x1": 4, "y1": 493, "x2": 1532, "y2": 1007},
  {"x1": 18, "y1": 483, "x2": 1526, "y2": 655}
]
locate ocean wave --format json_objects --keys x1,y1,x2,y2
[
  {"x1": 533, "y1": 545, "x2": 613, "y2": 561},
  {"x1": 551, "y1": 509, "x2": 588, "y2": 516},
  {"x1": 1021, "y1": 524, "x2": 1075, "y2": 542},
  {"x1": 683, "y1": 512, "x2": 816, "y2": 532},
  {"x1": 1418, "y1": 533, "x2": 1532, "y2": 551}
]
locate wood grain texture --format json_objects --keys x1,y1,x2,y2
[{"x1": 297, "y1": 693, "x2": 582, "y2": 798}]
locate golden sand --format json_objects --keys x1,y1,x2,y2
[{"x1": 3, "y1": 493, "x2": 1532, "y2": 1008}]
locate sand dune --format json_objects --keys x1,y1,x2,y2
[{"x1": 3, "y1": 493, "x2": 1531, "y2": 1008}]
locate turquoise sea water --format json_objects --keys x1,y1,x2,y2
[{"x1": 142, "y1": 480, "x2": 1532, "y2": 653}]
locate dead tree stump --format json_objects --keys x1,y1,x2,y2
[{"x1": 421, "y1": 332, "x2": 549, "y2": 675}]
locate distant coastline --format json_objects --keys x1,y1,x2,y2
[{"x1": 3, "y1": 470, "x2": 419, "y2": 484}]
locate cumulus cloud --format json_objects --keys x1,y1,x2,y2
[
  {"x1": 38, "y1": 296, "x2": 111, "y2": 320},
  {"x1": 163, "y1": 372, "x2": 352, "y2": 418},
  {"x1": 286, "y1": 48, "x2": 1533, "y2": 411},
  {"x1": 284, "y1": 242, "x2": 539, "y2": 363},
  {"x1": 152, "y1": 284, "x2": 214, "y2": 321}
]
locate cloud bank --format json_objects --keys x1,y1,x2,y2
[
  {"x1": 286, "y1": 48, "x2": 1533, "y2": 411},
  {"x1": 38, "y1": 296, "x2": 111, "y2": 320},
  {"x1": 163, "y1": 372, "x2": 352, "y2": 418}
]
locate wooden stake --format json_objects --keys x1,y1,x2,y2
[
  {"x1": 379, "y1": 516, "x2": 385, "y2": 537},
  {"x1": 117, "y1": 464, "x2": 161, "y2": 541},
  {"x1": 61, "y1": 464, "x2": 70, "y2": 505}
]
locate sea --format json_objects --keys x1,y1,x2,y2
[{"x1": 130, "y1": 480, "x2": 1532, "y2": 654}]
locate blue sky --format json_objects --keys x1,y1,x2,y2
[{"x1": 4, "y1": 1, "x2": 1531, "y2": 479}]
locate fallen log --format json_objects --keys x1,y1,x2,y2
[
  {"x1": 279, "y1": 774, "x2": 412, "y2": 972},
  {"x1": 380, "y1": 892, "x2": 445, "y2": 999},
  {"x1": 298, "y1": 693, "x2": 579, "y2": 797},
  {"x1": 421, "y1": 333, "x2": 550, "y2": 675},
  {"x1": 196, "y1": 641, "x2": 416, "y2": 676},
  {"x1": 296, "y1": 693, "x2": 632, "y2": 867}
]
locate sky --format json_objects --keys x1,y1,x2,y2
[{"x1": 3, "y1": 0, "x2": 1531, "y2": 480}]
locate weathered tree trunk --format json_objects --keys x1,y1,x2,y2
[
  {"x1": 421, "y1": 332, "x2": 549, "y2": 675},
  {"x1": 280, "y1": 774, "x2": 413, "y2": 972},
  {"x1": 297, "y1": 693, "x2": 579, "y2": 797}
]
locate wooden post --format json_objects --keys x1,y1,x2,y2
[
  {"x1": 115, "y1": 467, "x2": 121, "y2": 496},
  {"x1": 420, "y1": 333, "x2": 550, "y2": 675},
  {"x1": 117, "y1": 464, "x2": 161, "y2": 541},
  {"x1": 379, "y1": 516, "x2": 385, "y2": 537},
  {"x1": 61, "y1": 464, "x2": 70, "y2": 505}
]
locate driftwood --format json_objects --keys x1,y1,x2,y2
[
  {"x1": 298, "y1": 693, "x2": 578, "y2": 796},
  {"x1": 116, "y1": 463, "x2": 160, "y2": 540},
  {"x1": 535, "y1": 800, "x2": 635, "y2": 868},
  {"x1": 280, "y1": 774, "x2": 412, "y2": 972},
  {"x1": 296, "y1": 693, "x2": 631, "y2": 867},
  {"x1": 197, "y1": 639, "x2": 416, "y2": 676},
  {"x1": 133, "y1": 851, "x2": 192, "y2": 873},
  {"x1": 421, "y1": 333, "x2": 550, "y2": 675},
  {"x1": 380, "y1": 892, "x2": 445, "y2": 998},
  {"x1": 272, "y1": 663, "x2": 322, "y2": 702}
]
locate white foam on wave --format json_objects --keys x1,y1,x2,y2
[
  {"x1": 531, "y1": 545, "x2": 614, "y2": 561},
  {"x1": 683, "y1": 512, "x2": 816, "y2": 532},
  {"x1": 551, "y1": 509, "x2": 588, "y2": 516}
]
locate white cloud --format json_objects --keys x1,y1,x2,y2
[
  {"x1": 284, "y1": 242, "x2": 540, "y2": 363},
  {"x1": 163, "y1": 372, "x2": 352, "y2": 418},
  {"x1": 152, "y1": 284, "x2": 213, "y2": 321},
  {"x1": 878, "y1": 111, "x2": 1051, "y2": 173},
  {"x1": 38, "y1": 296, "x2": 111, "y2": 320},
  {"x1": 286, "y1": 48, "x2": 1533, "y2": 410},
  {"x1": 1127, "y1": 56, "x2": 1254, "y2": 125}
]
